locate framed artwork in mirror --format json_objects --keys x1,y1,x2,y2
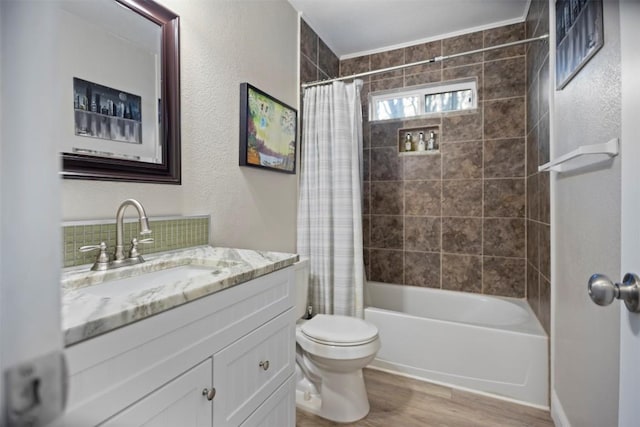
[
  {"x1": 61, "y1": 0, "x2": 181, "y2": 184},
  {"x1": 239, "y1": 83, "x2": 297, "y2": 174},
  {"x1": 555, "y1": 0, "x2": 603, "y2": 90}
]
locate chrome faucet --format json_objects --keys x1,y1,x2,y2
[{"x1": 79, "y1": 199, "x2": 153, "y2": 271}]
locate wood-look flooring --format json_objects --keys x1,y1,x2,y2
[{"x1": 296, "y1": 369, "x2": 554, "y2": 427}]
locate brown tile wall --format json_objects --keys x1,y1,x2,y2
[
  {"x1": 299, "y1": 19, "x2": 340, "y2": 138},
  {"x1": 300, "y1": 19, "x2": 339, "y2": 84},
  {"x1": 342, "y1": 23, "x2": 528, "y2": 298},
  {"x1": 525, "y1": 0, "x2": 551, "y2": 334}
]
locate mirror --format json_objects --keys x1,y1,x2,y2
[{"x1": 60, "y1": 0, "x2": 180, "y2": 184}]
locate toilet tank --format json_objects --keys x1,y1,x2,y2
[{"x1": 293, "y1": 258, "x2": 309, "y2": 319}]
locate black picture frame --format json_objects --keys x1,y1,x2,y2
[
  {"x1": 62, "y1": 0, "x2": 181, "y2": 184},
  {"x1": 239, "y1": 83, "x2": 297, "y2": 174},
  {"x1": 555, "y1": 0, "x2": 604, "y2": 90}
]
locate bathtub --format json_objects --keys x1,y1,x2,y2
[{"x1": 364, "y1": 281, "x2": 548, "y2": 408}]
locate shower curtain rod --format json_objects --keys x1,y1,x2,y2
[{"x1": 301, "y1": 34, "x2": 549, "y2": 89}]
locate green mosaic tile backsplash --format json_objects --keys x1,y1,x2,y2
[{"x1": 63, "y1": 216, "x2": 210, "y2": 268}]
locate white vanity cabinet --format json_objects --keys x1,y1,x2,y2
[{"x1": 57, "y1": 265, "x2": 297, "y2": 427}]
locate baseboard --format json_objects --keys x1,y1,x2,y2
[{"x1": 551, "y1": 389, "x2": 571, "y2": 427}]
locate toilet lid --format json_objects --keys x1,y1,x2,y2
[{"x1": 300, "y1": 314, "x2": 378, "y2": 345}]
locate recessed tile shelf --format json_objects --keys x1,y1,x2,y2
[
  {"x1": 398, "y1": 125, "x2": 440, "y2": 155},
  {"x1": 398, "y1": 150, "x2": 440, "y2": 156}
]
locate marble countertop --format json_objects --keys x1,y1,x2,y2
[{"x1": 62, "y1": 246, "x2": 299, "y2": 347}]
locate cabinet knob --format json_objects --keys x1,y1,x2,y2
[
  {"x1": 259, "y1": 360, "x2": 270, "y2": 371},
  {"x1": 202, "y1": 387, "x2": 216, "y2": 401}
]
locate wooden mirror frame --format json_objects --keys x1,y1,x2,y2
[{"x1": 62, "y1": 0, "x2": 181, "y2": 184}]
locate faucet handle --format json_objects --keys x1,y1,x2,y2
[
  {"x1": 129, "y1": 237, "x2": 154, "y2": 258},
  {"x1": 79, "y1": 242, "x2": 110, "y2": 270}
]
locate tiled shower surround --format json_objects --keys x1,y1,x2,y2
[
  {"x1": 342, "y1": 23, "x2": 529, "y2": 298},
  {"x1": 300, "y1": 19, "x2": 339, "y2": 86},
  {"x1": 300, "y1": 18, "x2": 550, "y2": 304},
  {"x1": 63, "y1": 216, "x2": 209, "y2": 268},
  {"x1": 525, "y1": 0, "x2": 551, "y2": 333}
]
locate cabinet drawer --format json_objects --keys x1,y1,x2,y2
[
  {"x1": 213, "y1": 309, "x2": 295, "y2": 426},
  {"x1": 240, "y1": 374, "x2": 295, "y2": 427}
]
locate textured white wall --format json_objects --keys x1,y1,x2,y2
[
  {"x1": 553, "y1": 1, "x2": 621, "y2": 425},
  {"x1": 62, "y1": 0, "x2": 300, "y2": 253}
]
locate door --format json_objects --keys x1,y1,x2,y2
[
  {"x1": 101, "y1": 359, "x2": 213, "y2": 427},
  {"x1": 1, "y1": 1, "x2": 66, "y2": 425},
  {"x1": 618, "y1": 1, "x2": 640, "y2": 425}
]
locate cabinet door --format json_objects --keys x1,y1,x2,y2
[
  {"x1": 213, "y1": 310, "x2": 295, "y2": 426},
  {"x1": 240, "y1": 375, "x2": 295, "y2": 427},
  {"x1": 101, "y1": 359, "x2": 212, "y2": 427}
]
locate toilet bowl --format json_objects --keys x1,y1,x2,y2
[{"x1": 293, "y1": 260, "x2": 381, "y2": 423}]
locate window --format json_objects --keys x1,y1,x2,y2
[{"x1": 369, "y1": 79, "x2": 477, "y2": 121}]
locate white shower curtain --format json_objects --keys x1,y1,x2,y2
[{"x1": 297, "y1": 80, "x2": 365, "y2": 318}]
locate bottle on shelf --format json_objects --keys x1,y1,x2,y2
[
  {"x1": 418, "y1": 132, "x2": 426, "y2": 151},
  {"x1": 405, "y1": 133, "x2": 412, "y2": 152},
  {"x1": 427, "y1": 131, "x2": 436, "y2": 151}
]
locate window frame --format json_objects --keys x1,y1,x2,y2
[{"x1": 368, "y1": 78, "x2": 478, "y2": 122}]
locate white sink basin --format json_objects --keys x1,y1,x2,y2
[{"x1": 66, "y1": 258, "x2": 241, "y2": 298}]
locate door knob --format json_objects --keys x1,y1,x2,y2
[{"x1": 588, "y1": 273, "x2": 640, "y2": 313}]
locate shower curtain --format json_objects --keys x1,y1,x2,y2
[{"x1": 297, "y1": 80, "x2": 365, "y2": 318}]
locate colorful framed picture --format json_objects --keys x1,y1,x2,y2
[{"x1": 239, "y1": 83, "x2": 297, "y2": 174}]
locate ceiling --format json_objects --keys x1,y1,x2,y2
[{"x1": 288, "y1": 0, "x2": 531, "y2": 58}]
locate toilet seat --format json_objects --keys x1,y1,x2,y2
[
  {"x1": 297, "y1": 314, "x2": 380, "y2": 360},
  {"x1": 301, "y1": 333, "x2": 378, "y2": 347},
  {"x1": 300, "y1": 314, "x2": 379, "y2": 346}
]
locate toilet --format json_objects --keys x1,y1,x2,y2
[{"x1": 293, "y1": 259, "x2": 381, "y2": 423}]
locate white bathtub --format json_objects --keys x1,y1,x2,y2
[{"x1": 364, "y1": 281, "x2": 548, "y2": 408}]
